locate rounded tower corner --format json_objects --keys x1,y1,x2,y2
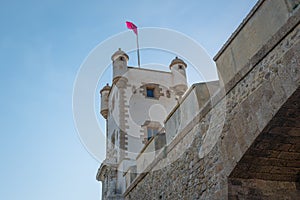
[
  {"x1": 112, "y1": 48, "x2": 129, "y2": 84},
  {"x1": 169, "y1": 56, "x2": 187, "y2": 70},
  {"x1": 100, "y1": 83, "x2": 111, "y2": 119},
  {"x1": 169, "y1": 57, "x2": 188, "y2": 98}
]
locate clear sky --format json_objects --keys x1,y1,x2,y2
[{"x1": 0, "y1": 0, "x2": 257, "y2": 199}]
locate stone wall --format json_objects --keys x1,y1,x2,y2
[
  {"x1": 124, "y1": 0, "x2": 300, "y2": 199},
  {"x1": 228, "y1": 178, "x2": 299, "y2": 200}
]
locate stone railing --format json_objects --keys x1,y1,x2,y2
[{"x1": 165, "y1": 81, "x2": 219, "y2": 145}]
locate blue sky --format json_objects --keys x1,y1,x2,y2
[{"x1": 0, "y1": 0, "x2": 257, "y2": 199}]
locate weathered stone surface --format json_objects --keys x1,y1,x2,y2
[
  {"x1": 230, "y1": 87, "x2": 300, "y2": 183},
  {"x1": 122, "y1": 1, "x2": 300, "y2": 199},
  {"x1": 228, "y1": 178, "x2": 299, "y2": 200}
]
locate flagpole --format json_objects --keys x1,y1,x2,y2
[
  {"x1": 136, "y1": 33, "x2": 141, "y2": 68},
  {"x1": 126, "y1": 21, "x2": 140, "y2": 68}
]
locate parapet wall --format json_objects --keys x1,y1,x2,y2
[
  {"x1": 124, "y1": 0, "x2": 300, "y2": 199},
  {"x1": 215, "y1": 0, "x2": 293, "y2": 90}
]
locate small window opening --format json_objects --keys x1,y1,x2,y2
[
  {"x1": 166, "y1": 90, "x2": 171, "y2": 98},
  {"x1": 146, "y1": 88, "x2": 154, "y2": 98}
]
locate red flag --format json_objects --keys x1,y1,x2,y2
[{"x1": 126, "y1": 21, "x2": 138, "y2": 35}]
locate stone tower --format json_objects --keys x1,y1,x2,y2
[
  {"x1": 111, "y1": 48, "x2": 129, "y2": 84},
  {"x1": 97, "y1": 49, "x2": 188, "y2": 200},
  {"x1": 169, "y1": 56, "x2": 188, "y2": 100}
]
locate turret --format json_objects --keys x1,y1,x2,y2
[
  {"x1": 111, "y1": 48, "x2": 129, "y2": 84},
  {"x1": 170, "y1": 57, "x2": 188, "y2": 98},
  {"x1": 100, "y1": 83, "x2": 111, "y2": 119}
]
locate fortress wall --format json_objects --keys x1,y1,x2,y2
[{"x1": 124, "y1": 1, "x2": 300, "y2": 199}]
